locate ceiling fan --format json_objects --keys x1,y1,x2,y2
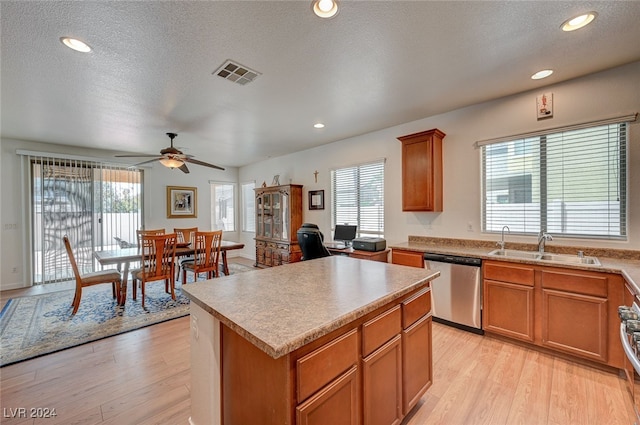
[{"x1": 115, "y1": 133, "x2": 225, "y2": 173}]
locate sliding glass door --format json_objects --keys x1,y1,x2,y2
[{"x1": 30, "y1": 157, "x2": 143, "y2": 284}]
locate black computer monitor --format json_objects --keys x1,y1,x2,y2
[{"x1": 333, "y1": 224, "x2": 357, "y2": 246}]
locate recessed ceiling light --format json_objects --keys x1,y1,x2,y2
[
  {"x1": 561, "y1": 12, "x2": 597, "y2": 32},
  {"x1": 531, "y1": 69, "x2": 554, "y2": 80},
  {"x1": 60, "y1": 37, "x2": 92, "y2": 53},
  {"x1": 312, "y1": 0, "x2": 339, "y2": 19},
  {"x1": 314, "y1": 123, "x2": 325, "y2": 129}
]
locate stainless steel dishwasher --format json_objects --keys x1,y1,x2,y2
[{"x1": 423, "y1": 253, "x2": 483, "y2": 334}]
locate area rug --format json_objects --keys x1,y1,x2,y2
[{"x1": 0, "y1": 262, "x2": 255, "y2": 367}]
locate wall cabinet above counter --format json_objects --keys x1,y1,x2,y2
[{"x1": 397, "y1": 129, "x2": 446, "y2": 212}]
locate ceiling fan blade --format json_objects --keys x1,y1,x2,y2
[
  {"x1": 132, "y1": 158, "x2": 162, "y2": 166},
  {"x1": 184, "y1": 157, "x2": 225, "y2": 171},
  {"x1": 115, "y1": 154, "x2": 160, "y2": 158},
  {"x1": 178, "y1": 163, "x2": 190, "y2": 174}
]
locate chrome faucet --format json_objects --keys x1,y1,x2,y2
[
  {"x1": 497, "y1": 225, "x2": 510, "y2": 250},
  {"x1": 537, "y1": 230, "x2": 553, "y2": 253}
]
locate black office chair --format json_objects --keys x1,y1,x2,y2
[{"x1": 297, "y1": 223, "x2": 331, "y2": 260}]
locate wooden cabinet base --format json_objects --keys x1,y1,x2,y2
[
  {"x1": 483, "y1": 260, "x2": 624, "y2": 369},
  {"x1": 218, "y1": 287, "x2": 433, "y2": 425}
]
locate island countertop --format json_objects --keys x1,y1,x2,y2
[{"x1": 182, "y1": 255, "x2": 439, "y2": 359}]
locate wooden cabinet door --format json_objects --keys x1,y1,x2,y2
[
  {"x1": 401, "y1": 315, "x2": 432, "y2": 415},
  {"x1": 541, "y1": 289, "x2": 608, "y2": 362},
  {"x1": 296, "y1": 366, "x2": 358, "y2": 425},
  {"x1": 391, "y1": 249, "x2": 424, "y2": 268},
  {"x1": 484, "y1": 279, "x2": 535, "y2": 342},
  {"x1": 363, "y1": 335, "x2": 402, "y2": 425},
  {"x1": 397, "y1": 129, "x2": 445, "y2": 212}
]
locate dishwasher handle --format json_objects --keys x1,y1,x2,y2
[{"x1": 423, "y1": 253, "x2": 482, "y2": 266}]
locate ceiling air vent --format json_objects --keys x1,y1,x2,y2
[{"x1": 213, "y1": 60, "x2": 261, "y2": 86}]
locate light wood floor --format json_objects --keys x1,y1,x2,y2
[{"x1": 1, "y1": 258, "x2": 636, "y2": 425}]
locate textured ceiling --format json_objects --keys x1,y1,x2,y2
[{"x1": 2, "y1": 1, "x2": 640, "y2": 168}]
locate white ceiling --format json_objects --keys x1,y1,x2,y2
[{"x1": 2, "y1": 1, "x2": 640, "y2": 169}]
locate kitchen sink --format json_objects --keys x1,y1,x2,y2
[
  {"x1": 488, "y1": 249, "x2": 541, "y2": 260},
  {"x1": 488, "y1": 249, "x2": 601, "y2": 266},
  {"x1": 538, "y1": 253, "x2": 601, "y2": 265}
]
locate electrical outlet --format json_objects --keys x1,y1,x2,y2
[
  {"x1": 467, "y1": 222, "x2": 474, "y2": 232},
  {"x1": 12, "y1": 267, "x2": 18, "y2": 274}
]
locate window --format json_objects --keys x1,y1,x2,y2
[
  {"x1": 27, "y1": 154, "x2": 143, "y2": 284},
  {"x1": 331, "y1": 159, "x2": 385, "y2": 237},
  {"x1": 210, "y1": 182, "x2": 235, "y2": 231},
  {"x1": 481, "y1": 122, "x2": 627, "y2": 239},
  {"x1": 241, "y1": 181, "x2": 256, "y2": 232}
]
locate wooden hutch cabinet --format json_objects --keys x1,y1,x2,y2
[
  {"x1": 254, "y1": 184, "x2": 303, "y2": 268},
  {"x1": 397, "y1": 129, "x2": 446, "y2": 212}
]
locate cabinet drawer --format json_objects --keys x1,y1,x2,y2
[
  {"x1": 296, "y1": 366, "x2": 358, "y2": 425},
  {"x1": 297, "y1": 329, "x2": 358, "y2": 403},
  {"x1": 541, "y1": 270, "x2": 607, "y2": 297},
  {"x1": 402, "y1": 288, "x2": 431, "y2": 329},
  {"x1": 391, "y1": 250, "x2": 424, "y2": 268},
  {"x1": 484, "y1": 261, "x2": 534, "y2": 286},
  {"x1": 362, "y1": 305, "x2": 401, "y2": 357}
]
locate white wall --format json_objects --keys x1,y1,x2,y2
[
  {"x1": 2, "y1": 61, "x2": 639, "y2": 289},
  {"x1": 0, "y1": 139, "x2": 239, "y2": 289},
  {"x1": 239, "y1": 61, "x2": 640, "y2": 255}
]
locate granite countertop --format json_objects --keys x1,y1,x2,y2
[
  {"x1": 389, "y1": 236, "x2": 640, "y2": 293},
  {"x1": 182, "y1": 255, "x2": 439, "y2": 359}
]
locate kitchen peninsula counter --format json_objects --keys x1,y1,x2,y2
[
  {"x1": 183, "y1": 255, "x2": 439, "y2": 425},
  {"x1": 390, "y1": 236, "x2": 640, "y2": 291}
]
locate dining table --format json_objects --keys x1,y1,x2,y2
[{"x1": 94, "y1": 240, "x2": 245, "y2": 305}]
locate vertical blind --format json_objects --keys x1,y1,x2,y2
[
  {"x1": 331, "y1": 159, "x2": 385, "y2": 237},
  {"x1": 22, "y1": 152, "x2": 143, "y2": 284},
  {"x1": 481, "y1": 122, "x2": 628, "y2": 239}
]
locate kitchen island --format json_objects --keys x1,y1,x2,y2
[{"x1": 182, "y1": 255, "x2": 439, "y2": 425}]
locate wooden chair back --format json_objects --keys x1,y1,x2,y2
[
  {"x1": 63, "y1": 235, "x2": 83, "y2": 285},
  {"x1": 136, "y1": 228, "x2": 165, "y2": 250},
  {"x1": 174, "y1": 227, "x2": 198, "y2": 245},
  {"x1": 139, "y1": 233, "x2": 177, "y2": 282},
  {"x1": 185, "y1": 230, "x2": 223, "y2": 279}
]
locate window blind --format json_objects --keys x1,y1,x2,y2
[
  {"x1": 24, "y1": 153, "x2": 143, "y2": 284},
  {"x1": 482, "y1": 123, "x2": 627, "y2": 239},
  {"x1": 331, "y1": 159, "x2": 385, "y2": 237},
  {"x1": 210, "y1": 182, "x2": 236, "y2": 231},
  {"x1": 241, "y1": 182, "x2": 256, "y2": 233}
]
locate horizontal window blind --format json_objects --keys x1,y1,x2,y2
[
  {"x1": 331, "y1": 160, "x2": 385, "y2": 237},
  {"x1": 482, "y1": 123, "x2": 627, "y2": 239},
  {"x1": 210, "y1": 182, "x2": 236, "y2": 232}
]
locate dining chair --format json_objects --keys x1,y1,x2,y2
[
  {"x1": 181, "y1": 230, "x2": 223, "y2": 283},
  {"x1": 131, "y1": 233, "x2": 177, "y2": 308},
  {"x1": 136, "y1": 228, "x2": 165, "y2": 248},
  {"x1": 174, "y1": 227, "x2": 198, "y2": 281},
  {"x1": 63, "y1": 235, "x2": 122, "y2": 314}
]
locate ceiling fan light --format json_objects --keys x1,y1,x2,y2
[
  {"x1": 312, "y1": 0, "x2": 339, "y2": 18},
  {"x1": 159, "y1": 157, "x2": 184, "y2": 169}
]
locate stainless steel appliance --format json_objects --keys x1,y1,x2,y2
[
  {"x1": 619, "y1": 303, "x2": 640, "y2": 423},
  {"x1": 423, "y1": 253, "x2": 483, "y2": 334}
]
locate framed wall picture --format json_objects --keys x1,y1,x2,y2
[
  {"x1": 167, "y1": 186, "x2": 197, "y2": 218},
  {"x1": 309, "y1": 190, "x2": 324, "y2": 210},
  {"x1": 536, "y1": 92, "x2": 553, "y2": 119}
]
